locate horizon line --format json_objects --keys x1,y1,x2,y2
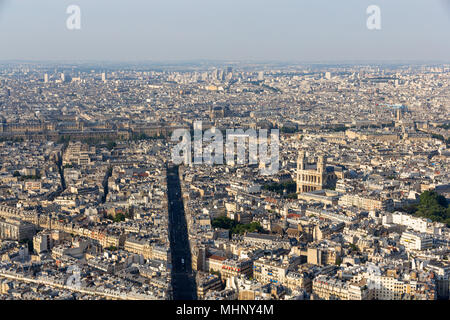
[{"x1": 0, "y1": 59, "x2": 449, "y2": 66}]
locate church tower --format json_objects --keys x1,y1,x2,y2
[
  {"x1": 297, "y1": 150, "x2": 306, "y2": 171},
  {"x1": 317, "y1": 155, "x2": 326, "y2": 174}
]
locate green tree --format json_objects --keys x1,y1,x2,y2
[
  {"x1": 402, "y1": 190, "x2": 450, "y2": 226},
  {"x1": 262, "y1": 180, "x2": 296, "y2": 195},
  {"x1": 106, "y1": 141, "x2": 117, "y2": 150},
  {"x1": 113, "y1": 213, "x2": 126, "y2": 222},
  {"x1": 212, "y1": 216, "x2": 236, "y2": 229},
  {"x1": 211, "y1": 216, "x2": 263, "y2": 235}
]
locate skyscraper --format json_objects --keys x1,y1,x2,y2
[
  {"x1": 257, "y1": 71, "x2": 264, "y2": 81},
  {"x1": 396, "y1": 108, "x2": 402, "y2": 121}
]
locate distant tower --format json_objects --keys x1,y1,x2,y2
[
  {"x1": 61, "y1": 73, "x2": 65, "y2": 82},
  {"x1": 101, "y1": 72, "x2": 107, "y2": 83},
  {"x1": 212, "y1": 69, "x2": 219, "y2": 80},
  {"x1": 209, "y1": 105, "x2": 214, "y2": 120},
  {"x1": 44, "y1": 73, "x2": 49, "y2": 83},
  {"x1": 396, "y1": 108, "x2": 402, "y2": 121},
  {"x1": 257, "y1": 71, "x2": 264, "y2": 81},
  {"x1": 324, "y1": 72, "x2": 331, "y2": 80}
]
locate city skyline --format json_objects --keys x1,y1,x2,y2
[{"x1": 0, "y1": 63, "x2": 448, "y2": 302}]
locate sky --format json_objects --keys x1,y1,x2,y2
[{"x1": 0, "y1": 0, "x2": 449, "y2": 62}]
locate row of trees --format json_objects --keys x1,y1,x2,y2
[
  {"x1": 431, "y1": 133, "x2": 450, "y2": 146},
  {"x1": 130, "y1": 133, "x2": 164, "y2": 141},
  {"x1": 212, "y1": 216, "x2": 263, "y2": 235},
  {"x1": 437, "y1": 123, "x2": 450, "y2": 130},
  {"x1": 57, "y1": 133, "x2": 164, "y2": 146},
  {"x1": 262, "y1": 180, "x2": 297, "y2": 195},
  {"x1": 13, "y1": 171, "x2": 41, "y2": 180},
  {"x1": 107, "y1": 208, "x2": 133, "y2": 223}
]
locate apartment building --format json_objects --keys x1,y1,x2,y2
[
  {"x1": 400, "y1": 230, "x2": 433, "y2": 251},
  {"x1": 339, "y1": 194, "x2": 394, "y2": 212},
  {"x1": 0, "y1": 218, "x2": 35, "y2": 241}
]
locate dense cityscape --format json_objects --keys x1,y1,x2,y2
[{"x1": 0, "y1": 62, "x2": 448, "y2": 300}]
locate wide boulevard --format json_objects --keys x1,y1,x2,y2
[{"x1": 167, "y1": 165, "x2": 197, "y2": 300}]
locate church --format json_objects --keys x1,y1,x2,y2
[{"x1": 296, "y1": 151, "x2": 340, "y2": 193}]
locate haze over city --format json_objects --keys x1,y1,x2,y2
[{"x1": 0, "y1": 0, "x2": 449, "y2": 62}]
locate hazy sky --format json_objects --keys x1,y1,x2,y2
[{"x1": 0, "y1": 0, "x2": 449, "y2": 62}]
